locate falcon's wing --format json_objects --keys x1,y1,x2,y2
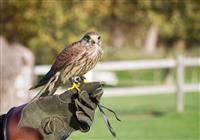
[
  {"x1": 30, "y1": 41, "x2": 85, "y2": 89},
  {"x1": 51, "y1": 41, "x2": 85, "y2": 72}
]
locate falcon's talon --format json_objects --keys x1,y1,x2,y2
[{"x1": 67, "y1": 82, "x2": 81, "y2": 92}]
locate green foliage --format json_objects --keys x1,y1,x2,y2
[{"x1": 1, "y1": 0, "x2": 199, "y2": 64}]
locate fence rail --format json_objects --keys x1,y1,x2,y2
[
  {"x1": 35, "y1": 57, "x2": 199, "y2": 73},
  {"x1": 35, "y1": 56, "x2": 200, "y2": 112}
]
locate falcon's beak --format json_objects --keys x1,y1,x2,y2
[
  {"x1": 98, "y1": 40, "x2": 102, "y2": 47},
  {"x1": 96, "y1": 37, "x2": 102, "y2": 46},
  {"x1": 90, "y1": 35, "x2": 101, "y2": 47},
  {"x1": 94, "y1": 39, "x2": 101, "y2": 47}
]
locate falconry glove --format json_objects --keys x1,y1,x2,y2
[{"x1": 18, "y1": 82, "x2": 103, "y2": 140}]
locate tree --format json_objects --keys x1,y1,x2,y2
[{"x1": 1, "y1": 0, "x2": 199, "y2": 64}]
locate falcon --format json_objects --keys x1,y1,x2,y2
[{"x1": 30, "y1": 32, "x2": 103, "y2": 100}]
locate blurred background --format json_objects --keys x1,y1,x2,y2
[{"x1": 0, "y1": 0, "x2": 199, "y2": 139}]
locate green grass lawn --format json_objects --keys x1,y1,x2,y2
[{"x1": 69, "y1": 92, "x2": 199, "y2": 140}]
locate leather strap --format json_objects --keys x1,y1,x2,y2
[{"x1": 98, "y1": 104, "x2": 121, "y2": 137}]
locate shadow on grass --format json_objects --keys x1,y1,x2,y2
[
  {"x1": 102, "y1": 110, "x2": 166, "y2": 119},
  {"x1": 149, "y1": 111, "x2": 165, "y2": 117}
]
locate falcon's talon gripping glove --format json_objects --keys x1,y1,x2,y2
[{"x1": 18, "y1": 82, "x2": 103, "y2": 140}]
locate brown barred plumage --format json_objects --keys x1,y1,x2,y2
[{"x1": 30, "y1": 32, "x2": 103, "y2": 98}]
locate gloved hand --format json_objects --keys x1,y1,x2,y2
[{"x1": 18, "y1": 82, "x2": 103, "y2": 140}]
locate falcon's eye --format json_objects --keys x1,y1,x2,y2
[
  {"x1": 83, "y1": 35, "x2": 90, "y2": 42},
  {"x1": 98, "y1": 36, "x2": 101, "y2": 40}
]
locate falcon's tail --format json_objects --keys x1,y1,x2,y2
[{"x1": 29, "y1": 69, "x2": 55, "y2": 90}]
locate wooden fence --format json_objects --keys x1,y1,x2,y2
[{"x1": 35, "y1": 56, "x2": 200, "y2": 112}]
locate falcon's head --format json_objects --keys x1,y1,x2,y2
[{"x1": 81, "y1": 32, "x2": 102, "y2": 47}]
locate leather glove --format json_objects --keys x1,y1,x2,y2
[{"x1": 18, "y1": 82, "x2": 103, "y2": 140}]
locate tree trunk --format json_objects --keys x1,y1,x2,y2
[
  {"x1": 0, "y1": 36, "x2": 35, "y2": 114},
  {"x1": 144, "y1": 24, "x2": 158, "y2": 54}
]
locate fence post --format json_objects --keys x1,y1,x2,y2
[{"x1": 176, "y1": 55, "x2": 184, "y2": 112}]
